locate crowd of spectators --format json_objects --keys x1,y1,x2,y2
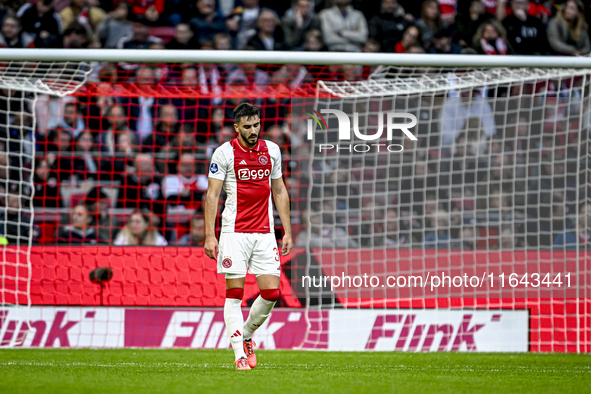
[{"x1": 0, "y1": 0, "x2": 590, "y2": 55}]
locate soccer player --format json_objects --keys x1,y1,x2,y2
[{"x1": 204, "y1": 103, "x2": 292, "y2": 370}]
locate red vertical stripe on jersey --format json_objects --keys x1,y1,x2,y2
[{"x1": 232, "y1": 138, "x2": 273, "y2": 233}]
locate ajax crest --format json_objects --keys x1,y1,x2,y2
[
  {"x1": 222, "y1": 258, "x2": 232, "y2": 268},
  {"x1": 258, "y1": 155, "x2": 269, "y2": 165}
]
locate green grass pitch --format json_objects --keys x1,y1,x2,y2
[{"x1": 0, "y1": 349, "x2": 589, "y2": 394}]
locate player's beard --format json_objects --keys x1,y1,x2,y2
[{"x1": 239, "y1": 130, "x2": 259, "y2": 148}]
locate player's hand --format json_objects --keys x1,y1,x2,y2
[
  {"x1": 281, "y1": 234, "x2": 292, "y2": 256},
  {"x1": 204, "y1": 236, "x2": 219, "y2": 260}
]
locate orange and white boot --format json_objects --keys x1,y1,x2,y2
[
  {"x1": 234, "y1": 357, "x2": 251, "y2": 370},
  {"x1": 243, "y1": 339, "x2": 257, "y2": 368}
]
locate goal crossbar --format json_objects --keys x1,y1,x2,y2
[{"x1": 0, "y1": 49, "x2": 591, "y2": 68}]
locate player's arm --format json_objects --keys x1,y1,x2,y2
[
  {"x1": 204, "y1": 177, "x2": 223, "y2": 259},
  {"x1": 271, "y1": 177, "x2": 292, "y2": 256}
]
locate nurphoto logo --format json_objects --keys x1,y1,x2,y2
[{"x1": 306, "y1": 109, "x2": 418, "y2": 153}]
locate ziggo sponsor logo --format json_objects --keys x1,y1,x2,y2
[{"x1": 237, "y1": 168, "x2": 271, "y2": 181}]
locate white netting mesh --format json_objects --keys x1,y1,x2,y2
[
  {"x1": 295, "y1": 66, "x2": 590, "y2": 352},
  {"x1": 0, "y1": 61, "x2": 90, "y2": 346},
  {"x1": 0, "y1": 61, "x2": 91, "y2": 97}
]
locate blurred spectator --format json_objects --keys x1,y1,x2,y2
[
  {"x1": 319, "y1": 0, "x2": 368, "y2": 52},
  {"x1": 0, "y1": 13, "x2": 34, "y2": 48},
  {"x1": 0, "y1": 0, "x2": 26, "y2": 15},
  {"x1": 244, "y1": 9, "x2": 286, "y2": 51},
  {"x1": 460, "y1": 226, "x2": 477, "y2": 249},
  {"x1": 499, "y1": 224, "x2": 524, "y2": 249},
  {"x1": 33, "y1": 156, "x2": 61, "y2": 208},
  {"x1": 142, "y1": 104, "x2": 180, "y2": 153},
  {"x1": 415, "y1": 0, "x2": 444, "y2": 48},
  {"x1": 60, "y1": 101, "x2": 86, "y2": 138},
  {"x1": 117, "y1": 17, "x2": 162, "y2": 50},
  {"x1": 363, "y1": 37, "x2": 380, "y2": 53},
  {"x1": 161, "y1": 0, "x2": 193, "y2": 26},
  {"x1": 554, "y1": 209, "x2": 591, "y2": 250},
  {"x1": 100, "y1": 130, "x2": 139, "y2": 178},
  {"x1": 439, "y1": 89, "x2": 496, "y2": 147},
  {"x1": 394, "y1": 25, "x2": 422, "y2": 53},
  {"x1": 162, "y1": 152, "x2": 207, "y2": 208},
  {"x1": 547, "y1": 0, "x2": 590, "y2": 56},
  {"x1": 125, "y1": 0, "x2": 164, "y2": 25},
  {"x1": 227, "y1": 0, "x2": 261, "y2": 48},
  {"x1": 189, "y1": 0, "x2": 227, "y2": 47},
  {"x1": 0, "y1": 193, "x2": 31, "y2": 245},
  {"x1": 100, "y1": 104, "x2": 131, "y2": 155},
  {"x1": 73, "y1": 130, "x2": 99, "y2": 181},
  {"x1": 295, "y1": 209, "x2": 359, "y2": 247},
  {"x1": 59, "y1": 0, "x2": 106, "y2": 33},
  {"x1": 87, "y1": 94, "x2": 115, "y2": 135},
  {"x1": 113, "y1": 211, "x2": 168, "y2": 245},
  {"x1": 116, "y1": 153, "x2": 164, "y2": 217},
  {"x1": 302, "y1": 28, "x2": 326, "y2": 51},
  {"x1": 119, "y1": 66, "x2": 158, "y2": 140},
  {"x1": 399, "y1": 161, "x2": 440, "y2": 220},
  {"x1": 282, "y1": 0, "x2": 321, "y2": 49},
  {"x1": 56, "y1": 203, "x2": 104, "y2": 244},
  {"x1": 213, "y1": 31, "x2": 232, "y2": 49},
  {"x1": 177, "y1": 215, "x2": 205, "y2": 245},
  {"x1": 46, "y1": 128, "x2": 73, "y2": 153},
  {"x1": 165, "y1": 23, "x2": 198, "y2": 49},
  {"x1": 85, "y1": 187, "x2": 120, "y2": 242},
  {"x1": 170, "y1": 67, "x2": 201, "y2": 122},
  {"x1": 473, "y1": 19, "x2": 514, "y2": 54},
  {"x1": 17, "y1": 0, "x2": 61, "y2": 48},
  {"x1": 438, "y1": 0, "x2": 458, "y2": 25},
  {"x1": 428, "y1": 27, "x2": 462, "y2": 54},
  {"x1": 35, "y1": 94, "x2": 63, "y2": 137},
  {"x1": 96, "y1": 1, "x2": 132, "y2": 48},
  {"x1": 385, "y1": 208, "x2": 409, "y2": 247},
  {"x1": 1, "y1": 113, "x2": 34, "y2": 166},
  {"x1": 52, "y1": 20, "x2": 90, "y2": 48},
  {"x1": 45, "y1": 129, "x2": 75, "y2": 182},
  {"x1": 368, "y1": 0, "x2": 412, "y2": 52},
  {"x1": 406, "y1": 45, "x2": 426, "y2": 53},
  {"x1": 502, "y1": 0, "x2": 548, "y2": 55},
  {"x1": 225, "y1": 53, "x2": 271, "y2": 89},
  {"x1": 504, "y1": 0, "x2": 550, "y2": 22},
  {"x1": 424, "y1": 209, "x2": 458, "y2": 249},
  {"x1": 0, "y1": 151, "x2": 11, "y2": 195},
  {"x1": 454, "y1": 0, "x2": 495, "y2": 48}
]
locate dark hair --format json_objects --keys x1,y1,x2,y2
[
  {"x1": 63, "y1": 21, "x2": 88, "y2": 37},
  {"x1": 2, "y1": 13, "x2": 21, "y2": 28},
  {"x1": 233, "y1": 102, "x2": 260, "y2": 123}
]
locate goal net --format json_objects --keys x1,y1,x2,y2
[
  {"x1": 0, "y1": 51, "x2": 588, "y2": 352},
  {"x1": 293, "y1": 64, "x2": 590, "y2": 352},
  {"x1": 0, "y1": 60, "x2": 90, "y2": 345}
]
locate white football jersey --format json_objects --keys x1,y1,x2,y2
[{"x1": 208, "y1": 137, "x2": 282, "y2": 233}]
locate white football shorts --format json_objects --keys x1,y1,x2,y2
[{"x1": 217, "y1": 232, "x2": 281, "y2": 278}]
